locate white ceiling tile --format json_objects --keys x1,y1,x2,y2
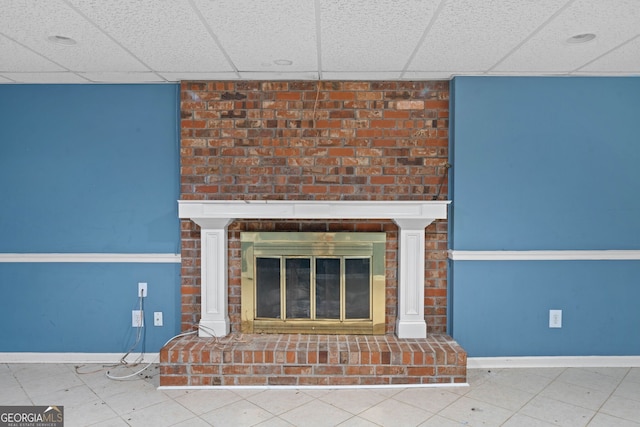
[
  {"x1": 68, "y1": 0, "x2": 233, "y2": 73},
  {"x1": 402, "y1": 71, "x2": 456, "y2": 80},
  {"x1": 79, "y1": 72, "x2": 167, "y2": 83},
  {"x1": 159, "y1": 72, "x2": 240, "y2": 82},
  {"x1": 193, "y1": 0, "x2": 317, "y2": 72},
  {"x1": 409, "y1": 0, "x2": 568, "y2": 72},
  {"x1": 320, "y1": 0, "x2": 439, "y2": 71},
  {"x1": 238, "y1": 71, "x2": 319, "y2": 80},
  {"x1": 0, "y1": 0, "x2": 148, "y2": 72},
  {"x1": 0, "y1": 35, "x2": 65, "y2": 72},
  {"x1": 572, "y1": 71, "x2": 640, "y2": 76},
  {"x1": 485, "y1": 71, "x2": 569, "y2": 76},
  {"x1": 494, "y1": 0, "x2": 640, "y2": 72},
  {"x1": 580, "y1": 36, "x2": 640, "y2": 72},
  {"x1": 0, "y1": 75, "x2": 15, "y2": 83},
  {"x1": 1, "y1": 72, "x2": 89, "y2": 83},
  {"x1": 322, "y1": 71, "x2": 404, "y2": 80}
]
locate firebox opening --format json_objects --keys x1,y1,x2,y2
[{"x1": 241, "y1": 232, "x2": 386, "y2": 334}]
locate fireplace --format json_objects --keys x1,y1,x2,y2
[
  {"x1": 241, "y1": 231, "x2": 386, "y2": 334},
  {"x1": 178, "y1": 199, "x2": 449, "y2": 339},
  {"x1": 162, "y1": 81, "x2": 467, "y2": 387}
]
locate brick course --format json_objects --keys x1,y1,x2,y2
[{"x1": 179, "y1": 80, "x2": 450, "y2": 335}]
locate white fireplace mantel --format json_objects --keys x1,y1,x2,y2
[{"x1": 178, "y1": 200, "x2": 450, "y2": 339}]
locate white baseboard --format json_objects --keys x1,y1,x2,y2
[
  {"x1": 468, "y1": 356, "x2": 640, "y2": 369},
  {"x1": 0, "y1": 353, "x2": 159, "y2": 364}
]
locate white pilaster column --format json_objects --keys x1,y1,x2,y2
[
  {"x1": 198, "y1": 219, "x2": 232, "y2": 337},
  {"x1": 393, "y1": 218, "x2": 435, "y2": 339}
]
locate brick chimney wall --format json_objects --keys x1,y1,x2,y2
[{"x1": 179, "y1": 81, "x2": 449, "y2": 335}]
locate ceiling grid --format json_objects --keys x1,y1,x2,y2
[{"x1": 1, "y1": 0, "x2": 638, "y2": 83}]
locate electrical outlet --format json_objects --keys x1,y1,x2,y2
[
  {"x1": 154, "y1": 312, "x2": 163, "y2": 326},
  {"x1": 138, "y1": 282, "x2": 147, "y2": 298},
  {"x1": 549, "y1": 309, "x2": 562, "y2": 328},
  {"x1": 132, "y1": 310, "x2": 144, "y2": 327}
]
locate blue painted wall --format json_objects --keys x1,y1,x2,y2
[
  {"x1": 0, "y1": 84, "x2": 181, "y2": 353},
  {"x1": 450, "y1": 77, "x2": 640, "y2": 357}
]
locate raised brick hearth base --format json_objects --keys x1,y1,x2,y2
[{"x1": 160, "y1": 334, "x2": 466, "y2": 387}]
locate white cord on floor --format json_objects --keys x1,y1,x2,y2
[{"x1": 106, "y1": 330, "x2": 198, "y2": 381}]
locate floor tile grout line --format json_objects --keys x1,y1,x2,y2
[
  {"x1": 250, "y1": 389, "x2": 320, "y2": 419},
  {"x1": 497, "y1": 369, "x2": 562, "y2": 427},
  {"x1": 9, "y1": 362, "x2": 36, "y2": 406},
  {"x1": 509, "y1": 381, "x2": 604, "y2": 426},
  {"x1": 526, "y1": 367, "x2": 607, "y2": 427},
  {"x1": 70, "y1": 363, "x2": 113, "y2": 409},
  {"x1": 464, "y1": 367, "x2": 568, "y2": 427},
  {"x1": 588, "y1": 366, "x2": 632, "y2": 424},
  {"x1": 422, "y1": 390, "x2": 466, "y2": 426},
  {"x1": 548, "y1": 375, "x2": 626, "y2": 411}
]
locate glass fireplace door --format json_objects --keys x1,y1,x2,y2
[
  {"x1": 242, "y1": 232, "x2": 385, "y2": 334},
  {"x1": 254, "y1": 256, "x2": 372, "y2": 324}
]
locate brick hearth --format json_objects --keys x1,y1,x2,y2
[{"x1": 160, "y1": 334, "x2": 466, "y2": 387}]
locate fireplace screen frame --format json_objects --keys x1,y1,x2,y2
[{"x1": 241, "y1": 232, "x2": 386, "y2": 335}]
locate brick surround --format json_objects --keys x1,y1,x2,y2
[
  {"x1": 161, "y1": 334, "x2": 466, "y2": 386},
  {"x1": 179, "y1": 80, "x2": 450, "y2": 334},
  {"x1": 165, "y1": 80, "x2": 465, "y2": 387}
]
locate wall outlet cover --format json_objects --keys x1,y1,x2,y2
[
  {"x1": 132, "y1": 310, "x2": 144, "y2": 327},
  {"x1": 549, "y1": 309, "x2": 562, "y2": 328},
  {"x1": 154, "y1": 311, "x2": 163, "y2": 327}
]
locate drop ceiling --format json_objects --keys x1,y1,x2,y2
[{"x1": 1, "y1": 0, "x2": 639, "y2": 84}]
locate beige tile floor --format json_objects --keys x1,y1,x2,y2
[{"x1": 1, "y1": 363, "x2": 639, "y2": 426}]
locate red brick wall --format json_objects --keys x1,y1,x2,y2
[{"x1": 180, "y1": 81, "x2": 449, "y2": 334}]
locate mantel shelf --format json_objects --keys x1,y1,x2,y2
[{"x1": 179, "y1": 200, "x2": 450, "y2": 222}]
